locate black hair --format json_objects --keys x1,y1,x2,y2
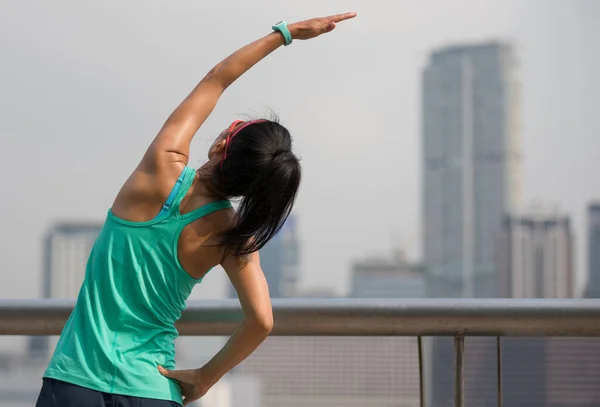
[{"x1": 208, "y1": 119, "x2": 301, "y2": 256}]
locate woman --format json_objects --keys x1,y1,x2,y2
[{"x1": 36, "y1": 11, "x2": 356, "y2": 407}]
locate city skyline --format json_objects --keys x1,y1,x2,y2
[
  {"x1": 0, "y1": 1, "x2": 599, "y2": 406},
  {"x1": 0, "y1": 1, "x2": 598, "y2": 306}
]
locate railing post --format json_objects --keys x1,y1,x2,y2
[
  {"x1": 418, "y1": 336, "x2": 425, "y2": 407},
  {"x1": 497, "y1": 336, "x2": 502, "y2": 407},
  {"x1": 454, "y1": 335, "x2": 464, "y2": 407}
]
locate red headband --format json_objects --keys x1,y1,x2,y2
[{"x1": 221, "y1": 119, "x2": 268, "y2": 166}]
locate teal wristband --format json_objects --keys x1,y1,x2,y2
[{"x1": 272, "y1": 21, "x2": 292, "y2": 46}]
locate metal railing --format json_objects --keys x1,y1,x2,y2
[{"x1": 2, "y1": 298, "x2": 600, "y2": 407}]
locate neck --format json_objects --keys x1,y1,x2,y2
[{"x1": 194, "y1": 162, "x2": 226, "y2": 200}]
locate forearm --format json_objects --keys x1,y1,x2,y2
[
  {"x1": 200, "y1": 318, "x2": 271, "y2": 385},
  {"x1": 203, "y1": 31, "x2": 285, "y2": 90},
  {"x1": 150, "y1": 31, "x2": 285, "y2": 161}
]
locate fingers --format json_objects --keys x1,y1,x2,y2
[
  {"x1": 158, "y1": 365, "x2": 177, "y2": 380},
  {"x1": 327, "y1": 12, "x2": 357, "y2": 23}
]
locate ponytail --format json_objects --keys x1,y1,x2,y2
[{"x1": 209, "y1": 120, "x2": 302, "y2": 257}]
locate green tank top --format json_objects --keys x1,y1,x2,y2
[{"x1": 44, "y1": 167, "x2": 232, "y2": 404}]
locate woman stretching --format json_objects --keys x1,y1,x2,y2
[{"x1": 35, "y1": 11, "x2": 356, "y2": 407}]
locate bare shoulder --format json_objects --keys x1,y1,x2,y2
[{"x1": 110, "y1": 163, "x2": 186, "y2": 222}]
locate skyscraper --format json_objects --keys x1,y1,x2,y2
[
  {"x1": 422, "y1": 41, "x2": 521, "y2": 299},
  {"x1": 499, "y1": 208, "x2": 575, "y2": 298},
  {"x1": 422, "y1": 41, "x2": 521, "y2": 407},
  {"x1": 227, "y1": 214, "x2": 300, "y2": 298},
  {"x1": 494, "y1": 208, "x2": 575, "y2": 407},
  {"x1": 585, "y1": 203, "x2": 600, "y2": 298}
]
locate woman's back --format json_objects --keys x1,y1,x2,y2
[
  {"x1": 44, "y1": 167, "x2": 232, "y2": 403},
  {"x1": 36, "y1": 12, "x2": 356, "y2": 407}
]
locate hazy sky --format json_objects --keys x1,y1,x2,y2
[{"x1": 0, "y1": 0, "x2": 598, "y2": 310}]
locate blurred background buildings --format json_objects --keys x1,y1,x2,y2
[{"x1": 1, "y1": 1, "x2": 599, "y2": 406}]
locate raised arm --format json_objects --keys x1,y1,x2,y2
[
  {"x1": 142, "y1": 12, "x2": 357, "y2": 169},
  {"x1": 145, "y1": 34, "x2": 283, "y2": 167}
]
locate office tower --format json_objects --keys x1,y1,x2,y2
[
  {"x1": 499, "y1": 208, "x2": 575, "y2": 298},
  {"x1": 422, "y1": 41, "x2": 521, "y2": 407},
  {"x1": 227, "y1": 215, "x2": 300, "y2": 298},
  {"x1": 495, "y1": 208, "x2": 575, "y2": 406},
  {"x1": 422, "y1": 41, "x2": 521, "y2": 299},
  {"x1": 585, "y1": 203, "x2": 600, "y2": 297}
]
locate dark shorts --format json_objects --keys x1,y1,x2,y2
[{"x1": 36, "y1": 378, "x2": 181, "y2": 407}]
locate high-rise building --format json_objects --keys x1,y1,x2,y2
[
  {"x1": 494, "y1": 208, "x2": 574, "y2": 407},
  {"x1": 422, "y1": 41, "x2": 521, "y2": 407},
  {"x1": 585, "y1": 203, "x2": 600, "y2": 298},
  {"x1": 227, "y1": 215, "x2": 300, "y2": 298},
  {"x1": 499, "y1": 208, "x2": 575, "y2": 298},
  {"x1": 422, "y1": 41, "x2": 521, "y2": 299}
]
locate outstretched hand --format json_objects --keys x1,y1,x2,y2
[{"x1": 288, "y1": 12, "x2": 357, "y2": 41}]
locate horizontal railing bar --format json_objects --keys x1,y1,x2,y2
[{"x1": 1, "y1": 298, "x2": 600, "y2": 336}]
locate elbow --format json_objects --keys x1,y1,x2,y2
[
  {"x1": 202, "y1": 71, "x2": 229, "y2": 92},
  {"x1": 257, "y1": 312, "x2": 274, "y2": 335},
  {"x1": 248, "y1": 312, "x2": 273, "y2": 336}
]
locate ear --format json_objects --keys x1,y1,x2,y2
[{"x1": 209, "y1": 138, "x2": 227, "y2": 159}]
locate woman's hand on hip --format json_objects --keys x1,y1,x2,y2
[
  {"x1": 158, "y1": 365, "x2": 211, "y2": 406},
  {"x1": 288, "y1": 12, "x2": 357, "y2": 41}
]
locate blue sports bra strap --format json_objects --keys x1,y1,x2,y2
[
  {"x1": 172, "y1": 167, "x2": 198, "y2": 212},
  {"x1": 155, "y1": 167, "x2": 188, "y2": 219}
]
